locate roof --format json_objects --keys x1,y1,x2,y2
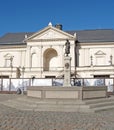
[
  {"x1": 0, "y1": 32, "x2": 33, "y2": 45},
  {"x1": 67, "y1": 29, "x2": 114, "y2": 42},
  {"x1": 0, "y1": 29, "x2": 114, "y2": 45}
]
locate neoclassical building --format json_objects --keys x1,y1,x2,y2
[{"x1": 0, "y1": 23, "x2": 114, "y2": 79}]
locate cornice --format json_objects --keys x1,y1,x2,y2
[
  {"x1": 28, "y1": 38, "x2": 75, "y2": 42},
  {"x1": 0, "y1": 45, "x2": 26, "y2": 49},
  {"x1": 78, "y1": 42, "x2": 114, "y2": 46}
]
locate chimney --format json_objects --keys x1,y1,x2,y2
[
  {"x1": 55, "y1": 24, "x2": 63, "y2": 30},
  {"x1": 25, "y1": 34, "x2": 28, "y2": 39}
]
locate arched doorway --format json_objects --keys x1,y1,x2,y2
[{"x1": 43, "y1": 48, "x2": 58, "y2": 71}]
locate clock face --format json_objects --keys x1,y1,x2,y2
[{"x1": 65, "y1": 63, "x2": 69, "y2": 69}]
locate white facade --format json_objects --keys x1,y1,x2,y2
[{"x1": 0, "y1": 24, "x2": 114, "y2": 78}]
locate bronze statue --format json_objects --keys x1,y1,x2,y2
[{"x1": 65, "y1": 39, "x2": 70, "y2": 56}]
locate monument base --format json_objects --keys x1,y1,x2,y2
[
  {"x1": 27, "y1": 86, "x2": 107, "y2": 100},
  {"x1": 63, "y1": 56, "x2": 71, "y2": 87}
]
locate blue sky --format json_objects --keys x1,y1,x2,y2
[{"x1": 0, "y1": 0, "x2": 114, "y2": 36}]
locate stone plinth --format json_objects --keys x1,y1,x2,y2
[
  {"x1": 27, "y1": 86, "x2": 107, "y2": 100},
  {"x1": 63, "y1": 56, "x2": 71, "y2": 87}
]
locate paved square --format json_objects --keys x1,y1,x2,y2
[{"x1": 0, "y1": 94, "x2": 114, "y2": 130}]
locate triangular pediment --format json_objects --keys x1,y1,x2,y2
[
  {"x1": 95, "y1": 50, "x2": 106, "y2": 55},
  {"x1": 25, "y1": 25, "x2": 75, "y2": 42}
]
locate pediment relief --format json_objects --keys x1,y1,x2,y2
[
  {"x1": 25, "y1": 26, "x2": 74, "y2": 41},
  {"x1": 33, "y1": 30, "x2": 70, "y2": 40},
  {"x1": 95, "y1": 50, "x2": 106, "y2": 55}
]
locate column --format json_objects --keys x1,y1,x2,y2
[{"x1": 26, "y1": 46, "x2": 31, "y2": 68}]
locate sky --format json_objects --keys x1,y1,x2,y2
[{"x1": 0, "y1": 0, "x2": 114, "y2": 36}]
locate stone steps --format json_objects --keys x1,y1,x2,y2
[
  {"x1": 17, "y1": 97, "x2": 86, "y2": 105},
  {"x1": 84, "y1": 96, "x2": 114, "y2": 112},
  {"x1": 89, "y1": 101, "x2": 114, "y2": 108},
  {"x1": 84, "y1": 97, "x2": 114, "y2": 104},
  {"x1": 93, "y1": 106, "x2": 114, "y2": 112},
  {"x1": 1, "y1": 95, "x2": 114, "y2": 113},
  {"x1": 1, "y1": 97, "x2": 92, "y2": 112},
  {"x1": 2, "y1": 99, "x2": 38, "y2": 110}
]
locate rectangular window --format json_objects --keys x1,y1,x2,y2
[
  {"x1": 94, "y1": 75, "x2": 110, "y2": 78},
  {"x1": 0, "y1": 75, "x2": 9, "y2": 78},
  {"x1": 45, "y1": 76, "x2": 56, "y2": 78},
  {"x1": 96, "y1": 56, "x2": 105, "y2": 65}
]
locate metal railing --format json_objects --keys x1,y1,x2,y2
[{"x1": 0, "y1": 78, "x2": 114, "y2": 93}]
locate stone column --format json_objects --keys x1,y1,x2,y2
[
  {"x1": 63, "y1": 56, "x2": 71, "y2": 87},
  {"x1": 39, "y1": 46, "x2": 43, "y2": 78},
  {"x1": 26, "y1": 46, "x2": 31, "y2": 68}
]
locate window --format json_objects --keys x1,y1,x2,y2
[
  {"x1": 45, "y1": 76, "x2": 55, "y2": 78},
  {"x1": 4, "y1": 54, "x2": 14, "y2": 67},
  {"x1": 94, "y1": 75, "x2": 110, "y2": 78},
  {"x1": 95, "y1": 50, "x2": 106, "y2": 66}
]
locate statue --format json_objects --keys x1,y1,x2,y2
[{"x1": 65, "y1": 39, "x2": 70, "y2": 56}]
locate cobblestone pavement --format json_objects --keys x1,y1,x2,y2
[{"x1": 0, "y1": 94, "x2": 114, "y2": 130}]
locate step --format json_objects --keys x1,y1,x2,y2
[
  {"x1": 1, "y1": 98, "x2": 92, "y2": 112},
  {"x1": 1, "y1": 100, "x2": 38, "y2": 109},
  {"x1": 3, "y1": 99, "x2": 88, "y2": 108},
  {"x1": 16, "y1": 97, "x2": 86, "y2": 105},
  {"x1": 1, "y1": 96, "x2": 114, "y2": 113},
  {"x1": 84, "y1": 97, "x2": 114, "y2": 105},
  {"x1": 89, "y1": 101, "x2": 114, "y2": 108},
  {"x1": 93, "y1": 105, "x2": 114, "y2": 112},
  {"x1": 33, "y1": 104, "x2": 93, "y2": 113}
]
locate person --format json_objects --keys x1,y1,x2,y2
[
  {"x1": 17, "y1": 88, "x2": 22, "y2": 94},
  {"x1": 65, "y1": 39, "x2": 70, "y2": 56}
]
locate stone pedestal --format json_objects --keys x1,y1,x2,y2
[
  {"x1": 63, "y1": 56, "x2": 71, "y2": 87},
  {"x1": 27, "y1": 86, "x2": 107, "y2": 100}
]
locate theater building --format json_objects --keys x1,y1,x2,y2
[{"x1": 0, "y1": 23, "x2": 114, "y2": 79}]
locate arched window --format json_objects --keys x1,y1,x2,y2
[{"x1": 43, "y1": 48, "x2": 58, "y2": 71}]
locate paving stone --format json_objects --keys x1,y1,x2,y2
[{"x1": 0, "y1": 94, "x2": 114, "y2": 130}]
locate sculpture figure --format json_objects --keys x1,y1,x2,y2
[{"x1": 65, "y1": 39, "x2": 70, "y2": 56}]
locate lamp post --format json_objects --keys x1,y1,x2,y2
[{"x1": 21, "y1": 66, "x2": 25, "y2": 95}]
